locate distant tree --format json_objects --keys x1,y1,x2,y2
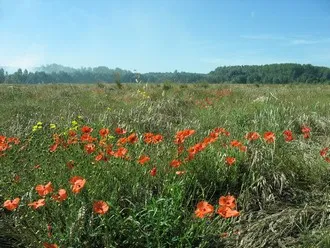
[
  {"x1": 0, "y1": 68, "x2": 5, "y2": 84},
  {"x1": 11, "y1": 68, "x2": 23, "y2": 83},
  {"x1": 2, "y1": 63, "x2": 330, "y2": 85},
  {"x1": 22, "y1": 69, "x2": 28, "y2": 83}
]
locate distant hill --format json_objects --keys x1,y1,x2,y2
[
  {"x1": 1, "y1": 63, "x2": 330, "y2": 84},
  {"x1": 35, "y1": 64, "x2": 77, "y2": 74}
]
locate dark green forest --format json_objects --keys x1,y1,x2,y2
[{"x1": 1, "y1": 63, "x2": 330, "y2": 84}]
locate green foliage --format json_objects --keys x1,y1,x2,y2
[
  {"x1": 208, "y1": 63, "x2": 330, "y2": 84},
  {"x1": 162, "y1": 81, "x2": 173, "y2": 91}
]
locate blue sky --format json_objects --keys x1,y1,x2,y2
[{"x1": 0, "y1": 0, "x2": 329, "y2": 73}]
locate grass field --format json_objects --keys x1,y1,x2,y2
[{"x1": 1, "y1": 83, "x2": 330, "y2": 248}]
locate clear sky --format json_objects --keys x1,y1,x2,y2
[{"x1": 0, "y1": 0, "x2": 329, "y2": 73}]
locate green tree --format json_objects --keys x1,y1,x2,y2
[
  {"x1": 0, "y1": 68, "x2": 5, "y2": 84},
  {"x1": 12, "y1": 68, "x2": 23, "y2": 83}
]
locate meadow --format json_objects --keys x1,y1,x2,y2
[{"x1": 1, "y1": 82, "x2": 330, "y2": 248}]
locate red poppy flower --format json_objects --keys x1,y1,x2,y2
[
  {"x1": 143, "y1": 133, "x2": 153, "y2": 143},
  {"x1": 113, "y1": 147, "x2": 128, "y2": 158},
  {"x1": 170, "y1": 159, "x2": 182, "y2": 168},
  {"x1": 217, "y1": 206, "x2": 240, "y2": 218},
  {"x1": 68, "y1": 130, "x2": 77, "y2": 137},
  {"x1": 80, "y1": 133, "x2": 97, "y2": 143},
  {"x1": 203, "y1": 136, "x2": 217, "y2": 145},
  {"x1": 245, "y1": 132, "x2": 260, "y2": 141},
  {"x1": 53, "y1": 134, "x2": 61, "y2": 144},
  {"x1": 283, "y1": 130, "x2": 292, "y2": 136},
  {"x1": 67, "y1": 136, "x2": 78, "y2": 145},
  {"x1": 144, "y1": 133, "x2": 153, "y2": 139},
  {"x1": 152, "y1": 134, "x2": 163, "y2": 143},
  {"x1": 81, "y1": 125, "x2": 93, "y2": 133},
  {"x1": 43, "y1": 243, "x2": 58, "y2": 248},
  {"x1": 84, "y1": 143, "x2": 95, "y2": 154},
  {"x1": 106, "y1": 144, "x2": 114, "y2": 156},
  {"x1": 49, "y1": 143, "x2": 58, "y2": 153},
  {"x1": 214, "y1": 127, "x2": 230, "y2": 136},
  {"x1": 320, "y1": 147, "x2": 329, "y2": 157},
  {"x1": 174, "y1": 135, "x2": 185, "y2": 144},
  {"x1": 35, "y1": 182, "x2": 53, "y2": 197},
  {"x1": 28, "y1": 199, "x2": 46, "y2": 209},
  {"x1": 219, "y1": 195, "x2": 236, "y2": 209},
  {"x1": 217, "y1": 194, "x2": 239, "y2": 218},
  {"x1": 0, "y1": 142, "x2": 9, "y2": 152},
  {"x1": 115, "y1": 127, "x2": 127, "y2": 135},
  {"x1": 70, "y1": 176, "x2": 86, "y2": 194},
  {"x1": 116, "y1": 137, "x2": 128, "y2": 146},
  {"x1": 188, "y1": 143, "x2": 206, "y2": 155},
  {"x1": 144, "y1": 133, "x2": 163, "y2": 144},
  {"x1": 127, "y1": 133, "x2": 138, "y2": 144},
  {"x1": 52, "y1": 189, "x2": 68, "y2": 202},
  {"x1": 208, "y1": 131, "x2": 219, "y2": 139},
  {"x1": 99, "y1": 128, "x2": 109, "y2": 137},
  {"x1": 301, "y1": 125, "x2": 311, "y2": 133},
  {"x1": 95, "y1": 152, "x2": 105, "y2": 161},
  {"x1": 225, "y1": 157, "x2": 236, "y2": 166},
  {"x1": 239, "y1": 145, "x2": 247, "y2": 152},
  {"x1": 263, "y1": 131, "x2": 275, "y2": 143},
  {"x1": 93, "y1": 200, "x2": 109, "y2": 215},
  {"x1": 230, "y1": 140, "x2": 242, "y2": 147},
  {"x1": 194, "y1": 201, "x2": 214, "y2": 218},
  {"x1": 283, "y1": 130, "x2": 294, "y2": 142},
  {"x1": 301, "y1": 125, "x2": 311, "y2": 139},
  {"x1": 138, "y1": 155, "x2": 150, "y2": 165},
  {"x1": 150, "y1": 167, "x2": 157, "y2": 176},
  {"x1": 174, "y1": 129, "x2": 195, "y2": 144},
  {"x1": 3, "y1": 198, "x2": 20, "y2": 211}
]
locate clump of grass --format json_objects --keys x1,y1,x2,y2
[
  {"x1": 162, "y1": 81, "x2": 174, "y2": 91},
  {"x1": 195, "y1": 81, "x2": 210, "y2": 88},
  {"x1": 97, "y1": 82, "x2": 106, "y2": 88}
]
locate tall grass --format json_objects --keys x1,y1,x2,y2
[{"x1": 1, "y1": 83, "x2": 330, "y2": 247}]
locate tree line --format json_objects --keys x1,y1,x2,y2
[{"x1": 1, "y1": 63, "x2": 330, "y2": 84}]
